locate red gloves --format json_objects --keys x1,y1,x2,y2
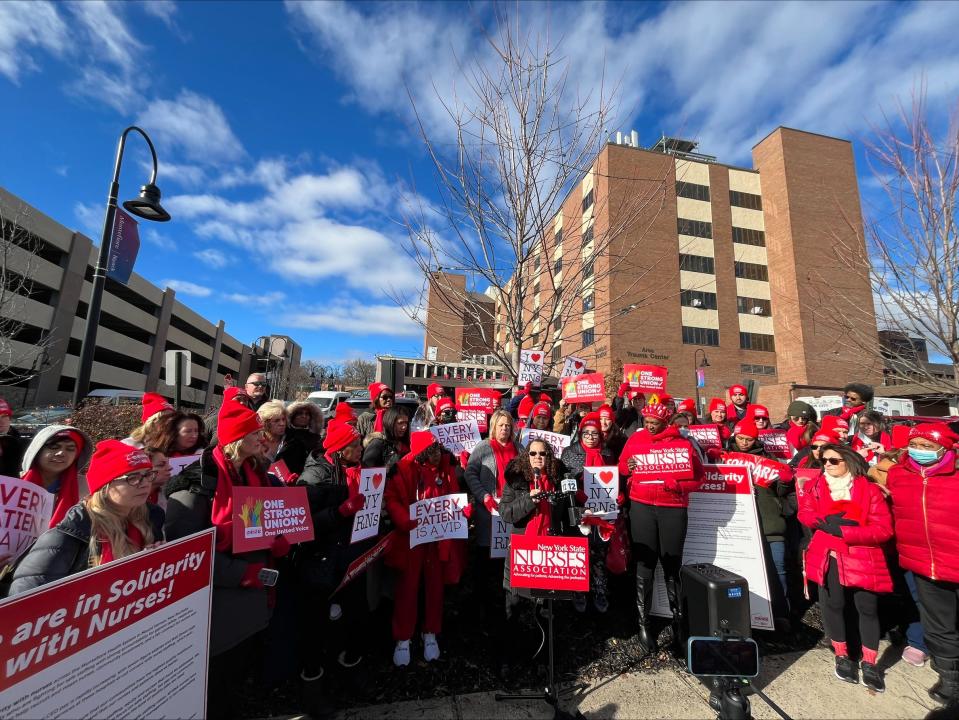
[
  {"x1": 461, "y1": 504, "x2": 473, "y2": 519},
  {"x1": 399, "y1": 516, "x2": 420, "y2": 532},
  {"x1": 617, "y1": 382, "x2": 631, "y2": 398},
  {"x1": 664, "y1": 477, "x2": 681, "y2": 493},
  {"x1": 705, "y1": 447, "x2": 723, "y2": 462},
  {"x1": 240, "y1": 562, "x2": 265, "y2": 589},
  {"x1": 575, "y1": 490, "x2": 588, "y2": 505},
  {"x1": 271, "y1": 535, "x2": 290, "y2": 559},
  {"x1": 483, "y1": 495, "x2": 499, "y2": 513},
  {"x1": 338, "y1": 493, "x2": 366, "y2": 517}
]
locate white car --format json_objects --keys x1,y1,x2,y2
[{"x1": 306, "y1": 391, "x2": 352, "y2": 418}]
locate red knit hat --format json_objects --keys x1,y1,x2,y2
[
  {"x1": 909, "y1": 423, "x2": 959, "y2": 450},
  {"x1": 659, "y1": 393, "x2": 674, "y2": 405},
  {"x1": 626, "y1": 389, "x2": 645, "y2": 402},
  {"x1": 820, "y1": 416, "x2": 849, "y2": 433},
  {"x1": 435, "y1": 397, "x2": 455, "y2": 415},
  {"x1": 539, "y1": 393, "x2": 553, "y2": 404},
  {"x1": 141, "y1": 392, "x2": 174, "y2": 423},
  {"x1": 223, "y1": 386, "x2": 250, "y2": 404},
  {"x1": 729, "y1": 384, "x2": 748, "y2": 397},
  {"x1": 217, "y1": 400, "x2": 263, "y2": 446},
  {"x1": 0, "y1": 398, "x2": 11, "y2": 417},
  {"x1": 427, "y1": 383, "x2": 444, "y2": 400},
  {"x1": 733, "y1": 420, "x2": 759, "y2": 439},
  {"x1": 708, "y1": 397, "x2": 726, "y2": 414},
  {"x1": 748, "y1": 405, "x2": 770, "y2": 420},
  {"x1": 580, "y1": 412, "x2": 602, "y2": 433},
  {"x1": 598, "y1": 404, "x2": 614, "y2": 421},
  {"x1": 811, "y1": 431, "x2": 840, "y2": 446},
  {"x1": 532, "y1": 401, "x2": 551, "y2": 418},
  {"x1": 677, "y1": 398, "x2": 696, "y2": 415},
  {"x1": 411, "y1": 430, "x2": 438, "y2": 456},
  {"x1": 369, "y1": 382, "x2": 391, "y2": 402},
  {"x1": 333, "y1": 402, "x2": 355, "y2": 424},
  {"x1": 86, "y1": 439, "x2": 152, "y2": 495},
  {"x1": 518, "y1": 395, "x2": 535, "y2": 419},
  {"x1": 641, "y1": 403, "x2": 671, "y2": 422},
  {"x1": 324, "y1": 421, "x2": 360, "y2": 453}
]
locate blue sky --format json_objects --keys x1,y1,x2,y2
[{"x1": 1, "y1": 1, "x2": 958, "y2": 365}]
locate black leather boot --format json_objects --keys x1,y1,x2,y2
[
  {"x1": 930, "y1": 657, "x2": 959, "y2": 706},
  {"x1": 635, "y1": 573, "x2": 655, "y2": 655},
  {"x1": 665, "y1": 577, "x2": 684, "y2": 657}
]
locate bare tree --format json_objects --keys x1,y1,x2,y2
[
  {"x1": 341, "y1": 358, "x2": 376, "y2": 388},
  {"x1": 390, "y1": 18, "x2": 669, "y2": 382}
]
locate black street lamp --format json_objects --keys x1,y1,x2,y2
[
  {"x1": 72, "y1": 127, "x2": 170, "y2": 406},
  {"x1": 693, "y1": 348, "x2": 710, "y2": 419}
]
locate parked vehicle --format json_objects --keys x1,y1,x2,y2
[
  {"x1": 306, "y1": 391, "x2": 351, "y2": 418},
  {"x1": 83, "y1": 389, "x2": 146, "y2": 406},
  {"x1": 11, "y1": 406, "x2": 74, "y2": 438}
]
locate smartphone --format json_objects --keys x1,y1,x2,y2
[
  {"x1": 258, "y1": 568, "x2": 279, "y2": 587},
  {"x1": 687, "y1": 636, "x2": 759, "y2": 677}
]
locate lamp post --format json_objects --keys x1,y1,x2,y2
[
  {"x1": 72, "y1": 127, "x2": 170, "y2": 407},
  {"x1": 693, "y1": 348, "x2": 710, "y2": 418}
]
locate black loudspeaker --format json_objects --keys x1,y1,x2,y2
[{"x1": 680, "y1": 563, "x2": 751, "y2": 642}]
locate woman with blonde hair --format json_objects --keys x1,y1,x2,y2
[
  {"x1": 11, "y1": 440, "x2": 163, "y2": 594},
  {"x1": 257, "y1": 400, "x2": 289, "y2": 463}
]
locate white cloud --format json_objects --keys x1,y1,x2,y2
[
  {"x1": 194, "y1": 248, "x2": 231, "y2": 268},
  {"x1": 143, "y1": 227, "x2": 176, "y2": 250},
  {"x1": 222, "y1": 291, "x2": 286, "y2": 305},
  {"x1": 73, "y1": 201, "x2": 102, "y2": 237},
  {"x1": 69, "y1": 0, "x2": 142, "y2": 67},
  {"x1": 0, "y1": 1, "x2": 68, "y2": 83},
  {"x1": 163, "y1": 279, "x2": 212, "y2": 297},
  {"x1": 137, "y1": 90, "x2": 245, "y2": 164},
  {"x1": 141, "y1": 0, "x2": 178, "y2": 29},
  {"x1": 69, "y1": 65, "x2": 143, "y2": 112},
  {"x1": 284, "y1": 300, "x2": 421, "y2": 337}
]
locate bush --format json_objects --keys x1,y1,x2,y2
[{"x1": 70, "y1": 404, "x2": 141, "y2": 445}]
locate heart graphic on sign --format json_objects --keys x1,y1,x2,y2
[
  {"x1": 531, "y1": 353, "x2": 542, "y2": 362},
  {"x1": 599, "y1": 471, "x2": 614, "y2": 483},
  {"x1": 371, "y1": 473, "x2": 384, "y2": 490},
  {"x1": 574, "y1": 361, "x2": 584, "y2": 369}
]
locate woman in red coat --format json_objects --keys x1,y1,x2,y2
[
  {"x1": 797, "y1": 444, "x2": 893, "y2": 692},
  {"x1": 385, "y1": 431, "x2": 468, "y2": 667},
  {"x1": 886, "y1": 423, "x2": 959, "y2": 710},
  {"x1": 618, "y1": 402, "x2": 703, "y2": 654}
]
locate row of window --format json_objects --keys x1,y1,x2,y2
[
  {"x1": 739, "y1": 332, "x2": 776, "y2": 352},
  {"x1": 678, "y1": 254, "x2": 769, "y2": 282},
  {"x1": 582, "y1": 189, "x2": 594, "y2": 213},
  {"x1": 676, "y1": 181, "x2": 710, "y2": 202},
  {"x1": 677, "y1": 218, "x2": 713, "y2": 239},
  {"x1": 682, "y1": 326, "x2": 719, "y2": 346},
  {"x1": 741, "y1": 363, "x2": 777, "y2": 376},
  {"x1": 680, "y1": 289, "x2": 718, "y2": 310},
  {"x1": 680, "y1": 326, "x2": 776, "y2": 352},
  {"x1": 730, "y1": 190, "x2": 763, "y2": 211},
  {"x1": 673, "y1": 184, "x2": 763, "y2": 212},
  {"x1": 737, "y1": 296, "x2": 771, "y2": 316},
  {"x1": 732, "y1": 226, "x2": 766, "y2": 247}
]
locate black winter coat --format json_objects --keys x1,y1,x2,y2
[
  {"x1": 0, "y1": 428, "x2": 24, "y2": 478},
  {"x1": 361, "y1": 432, "x2": 404, "y2": 476},
  {"x1": 560, "y1": 442, "x2": 616, "y2": 482},
  {"x1": 10, "y1": 502, "x2": 164, "y2": 595},
  {"x1": 276, "y1": 427, "x2": 321, "y2": 477},
  {"x1": 725, "y1": 442, "x2": 794, "y2": 542}
]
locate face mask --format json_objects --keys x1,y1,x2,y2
[
  {"x1": 908, "y1": 448, "x2": 941, "y2": 465},
  {"x1": 679, "y1": 427, "x2": 689, "y2": 439}
]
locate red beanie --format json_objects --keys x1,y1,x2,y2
[
  {"x1": 598, "y1": 404, "x2": 614, "y2": 421},
  {"x1": 324, "y1": 421, "x2": 360, "y2": 453},
  {"x1": 427, "y1": 383, "x2": 444, "y2": 400},
  {"x1": 748, "y1": 405, "x2": 770, "y2": 420},
  {"x1": 435, "y1": 397, "x2": 455, "y2": 415},
  {"x1": 659, "y1": 393, "x2": 674, "y2": 405},
  {"x1": 334, "y1": 402, "x2": 355, "y2": 423},
  {"x1": 411, "y1": 430, "x2": 438, "y2": 456},
  {"x1": 539, "y1": 393, "x2": 553, "y2": 404},
  {"x1": 580, "y1": 412, "x2": 602, "y2": 433},
  {"x1": 909, "y1": 423, "x2": 959, "y2": 450},
  {"x1": 518, "y1": 395, "x2": 535, "y2": 418},
  {"x1": 820, "y1": 416, "x2": 849, "y2": 433},
  {"x1": 141, "y1": 392, "x2": 173, "y2": 423},
  {"x1": 0, "y1": 398, "x2": 11, "y2": 417},
  {"x1": 217, "y1": 400, "x2": 263, "y2": 446},
  {"x1": 641, "y1": 403, "x2": 671, "y2": 422},
  {"x1": 86, "y1": 439, "x2": 152, "y2": 495},
  {"x1": 626, "y1": 389, "x2": 645, "y2": 403},
  {"x1": 532, "y1": 401, "x2": 551, "y2": 418},
  {"x1": 729, "y1": 385, "x2": 748, "y2": 397},
  {"x1": 811, "y1": 431, "x2": 840, "y2": 446},
  {"x1": 708, "y1": 397, "x2": 726, "y2": 414},
  {"x1": 733, "y1": 420, "x2": 759, "y2": 439},
  {"x1": 223, "y1": 387, "x2": 250, "y2": 404},
  {"x1": 677, "y1": 398, "x2": 696, "y2": 415},
  {"x1": 369, "y1": 382, "x2": 391, "y2": 402}
]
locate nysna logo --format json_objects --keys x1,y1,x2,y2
[
  {"x1": 239, "y1": 498, "x2": 264, "y2": 539},
  {"x1": 514, "y1": 547, "x2": 587, "y2": 570}
]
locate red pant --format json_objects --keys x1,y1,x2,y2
[{"x1": 392, "y1": 544, "x2": 444, "y2": 641}]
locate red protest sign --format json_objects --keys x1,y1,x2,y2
[
  {"x1": 687, "y1": 425, "x2": 722, "y2": 450},
  {"x1": 623, "y1": 364, "x2": 668, "y2": 392},
  {"x1": 721, "y1": 452, "x2": 793, "y2": 488},
  {"x1": 758, "y1": 430, "x2": 792, "y2": 459},
  {"x1": 331, "y1": 532, "x2": 394, "y2": 598},
  {"x1": 698, "y1": 464, "x2": 752, "y2": 495},
  {"x1": 232, "y1": 486, "x2": 315, "y2": 552},
  {"x1": 456, "y1": 407, "x2": 488, "y2": 433},
  {"x1": 509, "y1": 534, "x2": 590, "y2": 592},
  {"x1": 455, "y1": 388, "x2": 501, "y2": 412},
  {"x1": 561, "y1": 372, "x2": 606, "y2": 404},
  {"x1": 630, "y1": 441, "x2": 694, "y2": 482},
  {"x1": 794, "y1": 468, "x2": 819, "y2": 490},
  {"x1": 268, "y1": 459, "x2": 294, "y2": 484}
]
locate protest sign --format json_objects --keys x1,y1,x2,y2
[
  {"x1": 630, "y1": 441, "x2": 693, "y2": 483},
  {"x1": 561, "y1": 355, "x2": 587, "y2": 379},
  {"x1": 0, "y1": 529, "x2": 214, "y2": 718},
  {"x1": 794, "y1": 468, "x2": 819, "y2": 490},
  {"x1": 456, "y1": 407, "x2": 488, "y2": 434},
  {"x1": 0, "y1": 475, "x2": 53, "y2": 566},
  {"x1": 509, "y1": 535, "x2": 590, "y2": 592},
  {"x1": 519, "y1": 349, "x2": 544, "y2": 386},
  {"x1": 410, "y1": 493, "x2": 469, "y2": 548},
  {"x1": 758, "y1": 429, "x2": 792, "y2": 459},
  {"x1": 583, "y1": 466, "x2": 619, "y2": 519},
  {"x1": 268, "y1": 459, "x2": 294, "y2": 485},
  {"x1": 651, "y1": 465, "x2": 773, "y2": 630},
  {"x1": 623, "y1": 364, "x2": 668, "y2": 392},
  {"x1": 454, "y1": 388, "x2": 501, "y2": 412},
  {"x1": 430, "y1": 420, "x2": 481, "y2": 455},
  {"x1": 233, "y1": 485, "x2": 315, "y2": 552},
  {"x1": 331, "y1": 532, "x2": 394, "y2": 598},
  {"x1": 351, "y1": 467, "x2": 387, "y2": 544},
  {"x1": 561, "y1": 372, "x2": 606, "y2": 404},
  {"x1": 687, "y1": 425, "x2": 722, "y2": 450},
  {"x1": 520, "y1": 428, "x2": 572, "y2": 458},
  {"x1": 490, "y1": 506, "x2": 512, "y2": 559},
  {"x1": 168, "y1": 452, "x2": 202, "y2": 477},
  {"x1": 721, "y1": 451, "x2": 793, "y2": 488}
]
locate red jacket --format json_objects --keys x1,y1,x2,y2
[
  {"x1": 618, "y1": 426, "x2": 703, "y2": 508},
  {"x1": 384, "y1": 451, "x2": 466, "y2": 582},
  {"x1": 797, "y1": 473, "x2": 893, "y2": 592},
  {"x1": 886, "y1": 452, "x2": 959, "y2": 583}
]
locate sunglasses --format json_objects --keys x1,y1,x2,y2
[
  {"x1": 115, "y1": 470, "x2": 158, "y2": 487},
  {"x1": 811, "y1": 444, "x2": 827, "y2": 451},
  {"x1": 822, "y1": 457, "x2": 844, "y2": 466},
  {"x1": 528, "y1": 451, "x2": 550, "y2": 457},
  {"x1": 581, "y1": 431, "x2": 600, "y2": 438}
]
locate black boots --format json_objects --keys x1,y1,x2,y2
[
  {"x1": 635, "y1": 574, "x2": 655, "y2": 655},
  {"x1": 665, "y1": 578, "x2": 684, "y2": 656},
  {"x1": 930, "y1": 657, "x2": 959, "y2": 707}
]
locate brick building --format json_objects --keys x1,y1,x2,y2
[{"x1": 423, "y1": 271, "x2": 496, "y2": 363}]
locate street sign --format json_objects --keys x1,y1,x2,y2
[
  {"x1": 164, "y1": 350, "x2": 192, "y2": 386},
  {"x1": 427, "y1": 346, "x2": 438, "y2": 361}
]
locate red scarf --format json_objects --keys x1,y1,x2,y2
[
  {"x1": 22, "y1": 465, "x2": 79, "y2": 528},
  {"x1": 581, "y1": 440, "x2": 605, "y2": 468},
  {"x1": 323, "y1": 452, "x2": 362, "y2": 496},
  {"x1": 99, "y1": 523, "x2": 145, "y2": 565},
  {"x1": 210, "y1": 445, "x2": 263, "y2": 552},
  {"x1": 840, "y1": 405, "x2": 865, "y2": 420},
  {"x1": 489, "y1": 438, "x2": 518, "y2": 496},
  {"x1": 525, "y1": 471, "x2": 555, "y2": 536},
  {"x1": 374, "y1": 409, "x2": 385, "y2": 432},
  {"x1": 786, "y1": 421, "x2": 807, "y2": 451}
]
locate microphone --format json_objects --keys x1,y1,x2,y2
[
  {"x1": 560, "y1": 474, "x2": 578, "y2": 497},
  {"x1": 533, "y1": 467, "x2": 542, "y2": 492}
]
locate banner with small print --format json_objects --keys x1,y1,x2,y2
[
  {"x1": 623, "y1": 363, "x2": 668, "y2": 392},
  {"x1": 758, "y1": 430, "x2": 793, "y2": 459},
  {"x1": 519, "y1": 349, "x2": 544, "y2": 386},
  {"x1": 456, "y1": 407, "x2": 488, "y2": 434},
  {"x1": 650, "y1": 465, "x2": 773, "y2": 630},
  {"x1": 351, "y1": 467, "x2": 387, "y2": 544},
  {"x1": 331, "y1": 532, "x2": 394, "y2": 598},
  {"x1": 520, "y1": 428, "x2": 572, "y2": 458},
  {"x1": 509, "y1": 534, "x2": 590, "y2": 592},
  {"x1": 233, "y1": 486, "x2": 315, "y2": 552},
  {"x1": 430, "y1": 420, "x2": 481, "y2": 455},
  {"x1": 168, "y1": 452, "x2": 202, "y2": 477},
  {"x1": 687, "y1": 425, "x2": 722, "y2": 450},
  {"x1": 0, "y1": 474, "x2": 53, "y2": 566},
  {"x1": 410, "y1": 493, "x2": 469, "y2": 548},
  {"x1": 583, "y1": 466, "x2": 619, "y2": 519},
  {"x1": 720, "y1": 451, "x2": 793, "y2": 489},
  {"x1": 454, "y1": 388, "x2": 501, "y2": 412},
  {"x1": 490, "y1": 506, "x2": 512, "y2": 559},
  {"x1": 630, "y1": 441, "x2": 694, "y2": 482},
  {"x1": 561, "y1": 372, "x2": 606, "y2": 404},
  {"x1": 561, "y1": 355, "x2": 587, "y2": 379},
  {"x1": 0, "y1": 529, "x2": 214, "y2": 718}
]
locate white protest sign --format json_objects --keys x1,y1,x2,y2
[
  {"x1": 583, "y1": 466, "x2": 619, "y2": 519},
  {"x1": 0, "y1": 529, "x2": 214, "y2": 719},
  {"x1": 430, "y1": 420, "x2": 481, "y2": 455},
  {"x1": 490, "y1": 505, "x2": 513, "y2": 559},
  {"x1": 519, "y1": 349, "x2": 544, "y2": 386},
  {"x1": 0, "y1": 475, "x2": 54, "y2": 566},
  {"x1": 168, "y1": 452, "x2": 202, "y2": 477},
  {"x1": 410, "y1": 493, "x2": 469, "y2": 548},
  {"x1": 520, "y1": 428, "x2": 572, "y2": 458},
  {"x1": 561, "y1": 355, "x2": 587, "y2": 379},
  {"x1": 351, "y1": 467, "x2": 387, "y2": 544}
]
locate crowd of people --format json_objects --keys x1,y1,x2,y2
[{"x1": 1, "y1": 375, "x2": 958, "y2": 717}]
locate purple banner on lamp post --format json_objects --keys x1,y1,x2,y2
[{"x1": 106, "y1": 207, "x2": 140, "y2": 285}]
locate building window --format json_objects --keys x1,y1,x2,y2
[
  {"x1": 741, "y1": 363, "x2": 776, "y2": 376},
  {"x1": 679, "y1": 253, "x2": 715, "y2": 274},
  {"x1": 582, "y1": 189, "x2": 594, "y2": 212},
  {"x1": 553, "y1": 257, "x2": 562, "y2": 274},
  {"x1": 555, "y1": 228, "x2": 563, "y2": 244},
  {"x1": 734, "y1": 261, "x2": 769, "y2": 281},
  {"x1": 675, "y1": 182, "x2": 710, "y2": 202},
  {"x1": 583, "y1": 294, "x2": 594, "y2": 312},
  {"x1": 680, "y1": 289, "x2": 718, "y2": 310},
  {"x1": 682, "y1": 326, "x2": 719, "y2": 346},
  {"x1": 740, "y1": 332, "x2": 776, "y2": 352},
  {"x1": 582, "y1": 328, "x2": 595, "y2": 347},
  {"x1": 732, "y1": 226, "x2": 766, "y2": 246},
  {"x1": 582, "y1": 225, "x2": 594, "y2": 245},
  {"x1": 552, "y1": 345, "x2": 561, "y2": 363},
  {"x1": 531, "y1": 332, "x2": 540, "y2": 347},
  {"x1": 730, "y1": 190, "x2": 763, "y2": 211},
  {"x1": 678, "y1": 218, "x2": 712, "y2": 239},
  {"x1": 583, "y1": 257, "x2": 594, "y2": 279},
  {"x1": 737, "y1": 296, "x2": 771, "y2": 316},
  {"x1": 553, "y1": 315, "x2": 561, "y2": 331},
  {"x1": 534, "y1": 255, "x2": 541, "y2": 271}
]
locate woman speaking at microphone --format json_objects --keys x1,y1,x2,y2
[{"x1": 618, "y1": 402, "x2": 703, "y2": 655}]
